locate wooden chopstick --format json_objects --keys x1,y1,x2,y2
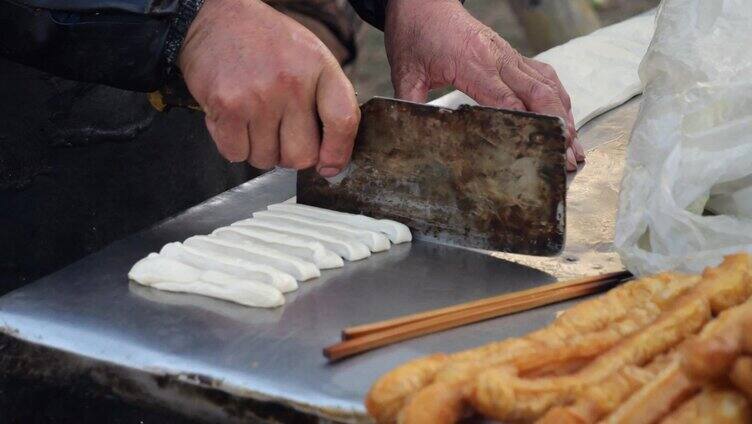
[
  {"x1": 341, "y1": 270, "x2": 631, "y2": 340},
  {"x1": 324, "y1": 271, "x2": 631, "y2": 361}
]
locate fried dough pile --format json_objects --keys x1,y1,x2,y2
[{"x1": 366, "y1": 253, "x2": 752, "y2": 423}]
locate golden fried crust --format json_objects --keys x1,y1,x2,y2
[
  {"x1": 535, "y1": 354, "x2": 674, "y2": 424},
  {"x1": 600, "y1": 363, "x2": 698, "y2": 424},
  {"x1": 470, "y1": 255, "x2": 752, "y2": 422},
  {"x1": 472, "y1": 294, "x2": 711, "y2": 422},
  {"x1": 659, "y1": 388, "x2": 751, "y2": 424},
  {"x1": 369, "y1": 274, "x2": 699, "y2": 423},
  {"x1": 396, "y1": 381, "x2": 468, "y2": 424},
  {"x1": 680, "y1": 297, "x2": 752, "y2": 382},
  {"x1": 730, "y1": 357, "x2": 752, "y2": 400},
  {"x1": 365, "y1": 354, "x2": 448, "y2": 423},
  {"x1": 700, "y1": 254, "x2": 752, "y2": 314}
]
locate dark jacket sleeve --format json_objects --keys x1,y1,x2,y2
[
  {"x1": 348, "y1": 0, "x2": 464, "y2": 31},
  {"x1": 347, "y1": 0, "x2": 389, "y2": 30},
  {"x1": 0, "y1": 0, "x2": 204, "y2": 92}
]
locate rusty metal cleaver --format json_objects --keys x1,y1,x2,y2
[{"x1": 297, "y1": 97, "x2": 567, "y2": 256}]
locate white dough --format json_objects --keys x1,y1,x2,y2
[
  {"x1": 252, "y1": 210, "x2": 390, "y2": 252},
  {"x1": 184, "y1": 235, "x2": 320, "y2": 281},
  {"x1": 159, "y1": 242, "x2": 298, "y2": 293},
  {"x1": 232, "y1": 219, "x2": 370, "y2": 261},
  {"x1": 267, "y1": 203, "x2": 412, "y2": 244},
  {"x1": 212, "y1": 226, "x2": 343, "y2": 269},
  {"x1": 128, "y1": 254, "x2": 284, "y2": 308}
]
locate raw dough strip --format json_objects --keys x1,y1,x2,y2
[
  {"x1": 160, "y1": 242, "x2": 298, "y2": 293},
  {"x1": 233, "y1": 219, "x2": 370, "y2": 261},
  {"x1": 128, "y1": 254, "x2": 284, "y2": 308},
  {"x1": 365, "y1": 273, "x2": 700, "y2": 423},
  {"x1": 184, "y1": 235, "x2": 320, "y2": 281},
  {"x1": 267, "y1": 202, "x2": 412, "y2": 244},
  {"x1": 213, "y1": 226, "x2": 343, "y2": 270},
  {"x1": 253, "y1": 210, "x2": 391, "y2": 252}
]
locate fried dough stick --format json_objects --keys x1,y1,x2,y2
[
  {"x1": 538, "y1": 298, "x2": 752, "y2": 424},
  {"x1": 537, "y1": 354, "x2": 674, "y2": 424},
  {"x1": 730, "y1": 357, "x2": 752, "y2": 400},
  {"x1": 366, "y1": 272, "x2": 699, "y2": 423},
  {"x1": 659, "y1": 388, "x2": 751, "y2": 424},
  {"x1": 399, "y1": 310, "x2": 663, "y2": 424},
  {"x1": 597, "y1": 296, "x2": 752, "y2": 424},
  {"x1": 471, "y1": 254, "x2": 752, "y2": 423}
]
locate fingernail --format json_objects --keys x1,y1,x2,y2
[
  {"x1": 566, "y1": 147, "x2": 577, "y2": 171},
  {"x1": 318, "y1": 167, "x2": 340, "y2": 178}
]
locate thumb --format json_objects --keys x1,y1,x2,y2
[{"x1": 393, "y1": 71, "x2": 429, "y2": 103}]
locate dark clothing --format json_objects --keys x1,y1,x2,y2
[
  {"x1": 0, "y1": 0, "x2": 362, "y2": 292},
  {"x1": 0, "y1": 0, "x2": 386, "y2": 92}
]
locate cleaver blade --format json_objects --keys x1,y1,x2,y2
[{"x1": 297, "y1": 97, "x2": 567, "y2": 256}]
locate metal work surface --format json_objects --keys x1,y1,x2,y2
[
  {"x1": 0, "y1": 98, "x2": 639, "y2": 422},
  {"x1": 298, "y1": 97, "x2": 567, "y2": 256}
]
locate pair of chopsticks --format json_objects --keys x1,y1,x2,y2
[{"x1": 323, "y1": 270, "x2": 632, "y2": 361}]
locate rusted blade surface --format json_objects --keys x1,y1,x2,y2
[{"x1": 297, "y1": 97, "x2": 567, "y2": 256}]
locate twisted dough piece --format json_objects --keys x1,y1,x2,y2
[
  {"x1": 366, "y1": 272, "x2": 698, "y2": 423},
  {"x1": 659, "y1": 387, "x2": 751, "y2": 424},
  {"x1": 540, "y1": 293, "x2": 752, "y2": 424},
  {"x1": 471, "y1": 254, "x2": 752, "y2": 422}
]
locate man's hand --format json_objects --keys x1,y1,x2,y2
[
  {"x1": 385, "y1": 0, "x2": 585, "y2": 170},
  {"x1": 178, "y1": 0, "x2": 360, "y2": 177}
]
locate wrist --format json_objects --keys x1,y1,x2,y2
[{"x1": 165, "y1": 0, "x2": 207, "y2": 74}]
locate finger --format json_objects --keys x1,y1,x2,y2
[
  {"x1": 503, "y1": 65, "x2": 569, "y2": 124},
  {"x1": 522, "y1": 58, "x2": 572, "y2": 110},
  {"x1": 393, "y1": 71, "x2": 430, "y2": 103},
  {"x1": 566, "y1": 146, "x2": 577, "y2": 172},
  {"x1": 278, "y1": 100, "x2": 320, "y2": 170},
  {"x1": 573, "y1": 136, "x2": 586, "y2": 163},
  {"x1": 204, "y1": 115, "x2": 250, "y2": 163},
  {"x1": 521, "y1": 58, "x2": 579, "y2": 153},
  {"x1": 315, "y1": 61, "x2": 360, "y2": 177},
  {"x1": 457, "y1": 70, "x2": 526, "y2": 111},
  {"x1": 247, "y1": 104, "x2": 282, "y2": 170}
]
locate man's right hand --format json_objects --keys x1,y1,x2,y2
[{"x1": 178, "y1": 0, "x2": 360, "y2": 177}]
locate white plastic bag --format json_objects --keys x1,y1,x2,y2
[{"x1": 615, "y1": 0, "x2": 752, "y2": 275}]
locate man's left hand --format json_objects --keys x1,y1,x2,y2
[{"x1": 384, "y1": 0, "x2": 585, "y2": 170}]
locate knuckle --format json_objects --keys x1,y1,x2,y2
[
  {"x1": 272, "y1": 69, "x2": 308, "y2": 96},
  {"x1": 528, "y1": 81, "x2": 555, "y2": 103},
  {"x1": 496, "y1": 90, "x2": 522, "y2": 108},
  {"x1": 327, "y1": 111, "x2": 360, "y2": 136},
  {"x1": 539, "y1": 62, "x2": 557, "y2": 78},
  {"x1": 206, "y1": 90, "x2": 246, "y2": 116}
]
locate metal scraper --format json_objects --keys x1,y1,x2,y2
[{"x1": 297, "y1": 97, "x2": 567, "y2": 256}]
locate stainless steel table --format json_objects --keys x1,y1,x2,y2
[{"x1": 0, "y1": 97, "x2": 639, "y2": 423}]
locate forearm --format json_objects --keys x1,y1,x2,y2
[{"x1": 0, "y1": 0, "x2": 203, "y2": 92}]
